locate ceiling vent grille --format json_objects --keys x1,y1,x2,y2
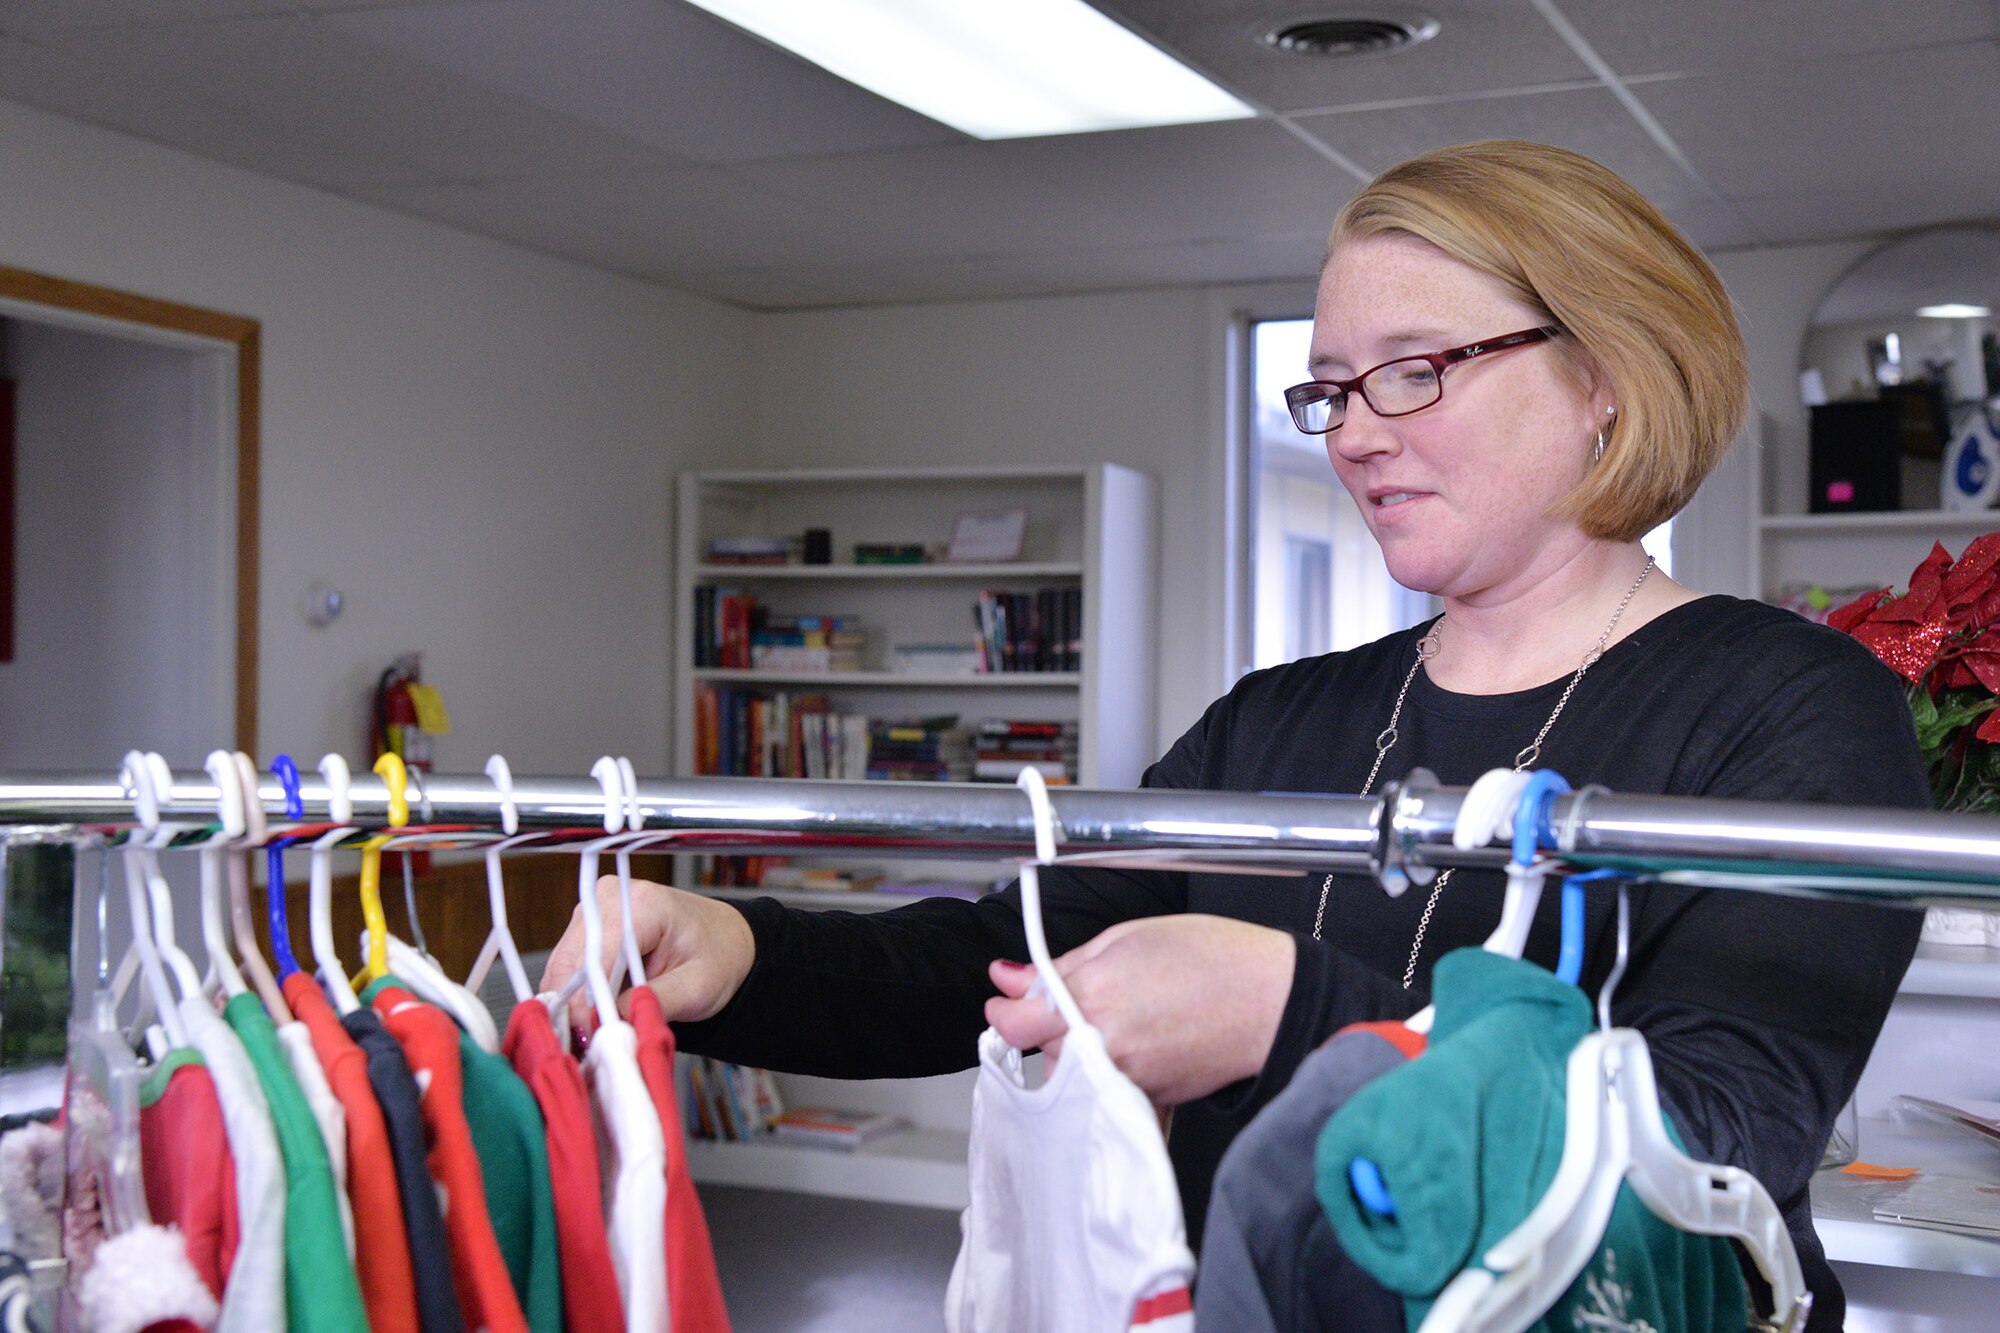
[{"x1": 1263, "y1": 16, "x2": 1440, "y2": 58}]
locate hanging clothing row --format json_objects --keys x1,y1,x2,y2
[
  {"x1": 3, "y1": 760, "x2": 1999, "y2": 1333},
  {"x1": 9, "y1": 750, "x2": 730, "y2": 1333}
]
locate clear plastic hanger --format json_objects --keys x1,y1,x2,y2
[
  {"x1": 74, "y1": 834, "x2": 154, "y2": 1235},
  {"x1": 1418, "y1": 881, "x2": 1811, "y2": 1333},
  {"x1": 307, "y1": 754, "x2": 364, "y2": 1015},
  {"x1": 226, "y1": 751, "x2": 291, "y2": 1021}
]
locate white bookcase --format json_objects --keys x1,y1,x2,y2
[{"x1": 672, "y1": 462, "x2": 1156, "y2": 1207}]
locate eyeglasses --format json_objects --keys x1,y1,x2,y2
[{"x1": 1282, "y1": 325, "x2": 1565, "y2": 434}]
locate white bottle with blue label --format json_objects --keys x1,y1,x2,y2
[{"x1": 1942, "y1": 402, "x2": 2000, "y2": 510}]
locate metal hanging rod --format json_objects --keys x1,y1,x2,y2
[{"x1": 2, "y1": 766, "x2": 1999, "y2": 907}]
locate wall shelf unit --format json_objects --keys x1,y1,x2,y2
[
  {"x1": 672, "y1": 463, "x2": 1156, "y2": 1209},
  {"x1": 674, "y1": 463, "x2": 1157, "y2": 788}
]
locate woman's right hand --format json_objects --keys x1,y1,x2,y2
[{"x1": 538, "y1": 875, "x2": 756, "y2": 1029}]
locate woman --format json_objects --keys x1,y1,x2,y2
[{"x1": 546, "y1": 141, "x2": 1924, "y2": 1329}]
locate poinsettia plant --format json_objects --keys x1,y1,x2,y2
[{"x1": 1829, "y1": 533, "x2": 2000, "y2": 813}]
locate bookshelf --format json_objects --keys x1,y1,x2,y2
[
  {"x1": 672, "y1": 463, "x2": 1157, "y2": 1207},
  {"x1": 673, "y1": 464, "x2": 1158, "y2": 788}
]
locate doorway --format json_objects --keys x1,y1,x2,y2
[{"x1": 0, "y1": 267, "x2": 259, "y2": 767}]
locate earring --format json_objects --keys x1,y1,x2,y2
[
  {"x1": 1594, "y1": 426, "x2": 1608, "y2": 462},
  {"x1": 1594, "y1": 405, "x2": 1615, "y2": 462}
]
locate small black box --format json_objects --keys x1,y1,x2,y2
[
  {"x1": 802, "y1": 527, "x2": 832, "y2": 565},
  {"x1": 1809, "y1": 402, "x2": 1902, "y2": 513}
]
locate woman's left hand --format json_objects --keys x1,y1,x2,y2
[{"x1": 984, "y1": 914, "x2": 1296, "y2": 1106}]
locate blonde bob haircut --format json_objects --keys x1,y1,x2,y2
[{"x1": 1326, "y1": 140, "x2": 1747, "y2": 543}]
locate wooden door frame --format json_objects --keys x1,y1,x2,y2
[{"x1": 0, "y1": 265, "x2": 261, "y2": 752}]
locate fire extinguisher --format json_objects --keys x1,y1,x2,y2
[{"x1": 372, "y1": 653, "x2": 450, "y2": 875}]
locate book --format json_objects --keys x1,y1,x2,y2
[
  {"x1": 854, "y1": 543, "x2": 929, "y2": 564},
  {"x1": 769, "y1": 1107, "x2": 909, "y2": 1151}
]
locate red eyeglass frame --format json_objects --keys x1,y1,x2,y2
[{"x1": 1284, "y1": 324, "x2": 1566, "y2": 434}]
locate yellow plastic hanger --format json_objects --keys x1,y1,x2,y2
[{"x1": 353, "y1": 752, "x2": 410, "y2": 989}]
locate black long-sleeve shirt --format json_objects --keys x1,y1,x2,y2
[{"x1": 678, "y1": 595, "x2": 1927, "y2": 1331}]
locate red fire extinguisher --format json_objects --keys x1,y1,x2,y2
[{"x1": 372, "y1": 653, "x2": 450, "y2": 875}]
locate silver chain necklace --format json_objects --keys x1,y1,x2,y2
[{"x1": 1311, "y1": 556, "x2": 1656, "y2": 989}]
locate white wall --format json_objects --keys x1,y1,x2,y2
[
  {"x1": 0, "y1": 321, "x2": 228, "y2": 769},
  {"x1": 0, "y1": 96, "x2": 753, "y2": 776},
  {"x1": 746, "y1": 289, "x2": 1224, "y2": 748}
]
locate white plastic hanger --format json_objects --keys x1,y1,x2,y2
[
  {"x1": 111, "y1": 751, "x2": 194, "y2": 1051},
  {"x1": 464, "y1": 754, "x2": 539, "y2": 1004},
  {"x1": 549, "y1": 756, "x2": 656, "y2": 1008},
  {"x1": 1418, "y1": 886, "x2": 1810, "y2": 1333},
  {"x1": 551, "y1": 757, "x2": 632, "y2": 1037},
  {"x1": 1012, "y1": 766, "x2": 1088, "y2": 1035},
  {"x1": 1399, "y1": 769, "x2": 1547, "y2": 1038},
  {"x1": 226, "y1": 751, "x2": 292, "y2": 1021},
  {"x1": 307, "y1": 754, "x2": 364, "y2": 1015},
  {"x1": 609, "y1": 755, "x2": 650, "y2": 991},
  {"x1": 197, "y1": 749, "x2": 250, "y2": 1001}
]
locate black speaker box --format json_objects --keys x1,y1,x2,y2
[{"x1": 1809, "y1": 401, "x2": 1902, "y2": 513}]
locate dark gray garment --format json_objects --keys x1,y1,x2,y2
[{"x1": 1197, "y1": 1029, "x2": 1408, "y2": 1333}]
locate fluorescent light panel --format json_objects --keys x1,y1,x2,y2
[
  {"x1": 682, "y1": 0, "x2": 1256, "y2": 139},
  {"x1": 1917, "y1": 303, "x2": 1992, "y2": 318}
]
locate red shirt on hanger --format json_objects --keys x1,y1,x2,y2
[
  {"x1": 629, "y1": 987, "x2": 732, "y2": 1332},
  {"x1": 138, "y1": 1051, "x2": 239, "y2": 1302},
  {"x1": 286, "y1": 973, "x2": 423, "y2": 1333},
  {"x1": 503, "y1": 999, "x2": 626, "y2": 1333},
  {"x1": 372, "y1": 983, "x2": 528, "y2": 1333}
]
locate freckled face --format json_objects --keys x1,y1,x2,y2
[{"x1": 1309, "y1": 234, "x2": 1603, "y2": 600}]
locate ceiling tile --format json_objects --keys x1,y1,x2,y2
[
  {"x1": 0, "y1": 0, "x2": 470, "y2": 32},
  {"x1": 1735, "y1": 174, "x2": 2000, "y2": 249},
  {"x1": 327, "y1": 0, "x2": 964, "y2": 166},
  {"x1": 1000, "y1": 119, "x2": 1355, "y2": 249},
  {"x1": 754, "y1": 119, "x2": 1345, "y2": 262},
  {"x1": 353, "y1": 167, "x2": 887, "y2": 277},
  {"x1": 1294, "y1": 86, "x2": 1716, "y2": 210},
  {"x1": 1632, "y1": 41, "x2": 2000, "y2": 204},
  {"x1": 0, "y1": 18, "x2": 691, "y2": 189},
  {"x1": 1093, "y1": 0, "x2": 1593, "y2": 115},
  {"x1": 1553, "y1": 0, "x2": 2000, "y2": 77}
]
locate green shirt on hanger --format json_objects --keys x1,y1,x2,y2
[
  {"x1": 222, "y1": 991, "x2": 370, "y2": 1333},
  {"x1": 364, "y1": 977, "x2": 565, "y2": 1333},
  {"x1": 1315, "y1": 949, "x2": 1750, "y2": 1333}
]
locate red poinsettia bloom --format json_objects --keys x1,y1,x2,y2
[{"x1": 1829, "y1": 534, "x2": 2000, "y2": 746}]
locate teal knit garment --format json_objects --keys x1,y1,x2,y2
[{"x1": 1316, "y1": 949, "x2": 1748, "y2": 1332}]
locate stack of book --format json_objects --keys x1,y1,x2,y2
[
  {"x1": 693, "y1": 685, "x2": 871, "y2": 779},
  {"x1": 678, "y1": 1057, "x2": 786, "y2": 1141},
  {"x1": 768, "y1": 1106, "x2": 910, "y2": 1152},
  {"x1": 750, "y1": 614, "x2": 865, "y2": 672},
  {"x1": 973, "y1": 587, "x2": 1083, "y2": 672},
  {"x1": 866, "y1": 716, "x2": 973, "y2": 782},
  {"x1": 706, "y1": 535, "x2": 792, "y2": 566},
  {"x1": 754, "y1": 864, "x2": 885, "y2": 893},
  {"x1": 972, "y1": 719, "x2": 1079, "y2": 783},
  {"x1": 693, "y1": 590, "x2": 868, "y2": 671}
]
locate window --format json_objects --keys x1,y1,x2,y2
[
  {"x1": 1250, "y1": 317, "x2": 1431, "y2": 669},
  {"x1": 1283, "y1": 536, "x2": 1331, "y2": 661}
]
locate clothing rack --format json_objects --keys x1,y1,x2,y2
[{"x1": 2, "y1": 765, "x2": 1997, "y2": 907}]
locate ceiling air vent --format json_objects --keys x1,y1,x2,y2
[{"x1": 1263, "y1": 15, "x2": 1440, "y2": 58}]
